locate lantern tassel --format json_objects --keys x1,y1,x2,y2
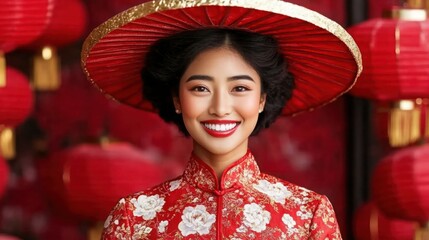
[
  {"x1": 414, "y1": 221, "x2": 429, "y2": 240},
  {"x1": 0, "y1": 52, "x2": 5, "y2": 88},
  {"x1": 388, "y1": 105, "x2": 421, "y2": 147},
  {"x1": 87, "y1": 222, "x2": 104, "y2": 240},
  {"x1": 424, "y1": 105, "x2": 429, "y2": 138},
  {"x1": 0, "y1": 127, "x2": 15, "y2": 159},
  {"x1": 33, "y1": 46, "x2": 60, "y2": 91},
  {"x1": 369, "y1": 206, "x2": 379, "y2": 240}
]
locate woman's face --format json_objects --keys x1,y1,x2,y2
[{"x1": 175, "y1": 47, "x2": 266, "y2": 160}]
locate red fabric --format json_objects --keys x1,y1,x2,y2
[
  {"x1": 28, "y1": 0, "x2": 88, "y2": 48},
  {"x1": 0, "y1": 67, "x2": 34, "y2": 127},
  {"x1": 353, "y1": 202, "x2": 415, "y2": 240},
  {"x1": 102, "y1": 151, "x2": 342, "y2": 239},
  {"x1": 348, "y1": 18, "x2": 429, "y2": 100},
  {"x1": 0, "y1": 0, "x2": 51, "y2": 52},
  {"x1": 38, "y1": 143, "x2": 170, "y2": 222},
  {"x1": 372, "y1": 143, "x2": 429, "y2": 223}
]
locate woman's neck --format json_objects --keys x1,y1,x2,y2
[{"x1": 192, "y1": 142, "x2": 248, "y2": 181}]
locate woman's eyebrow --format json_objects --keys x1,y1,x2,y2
[
  {"x1": 228, "y1": 75, "x2": 255, "y2": 82},
  {"x1": 185, "y1": 74, "x2": 255, "y2": 82},
  {"x1": 186, "y1": 75, "x2": 213, "y2": 82}
]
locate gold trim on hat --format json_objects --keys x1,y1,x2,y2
[{"x1": 82, "y1": 0, "x2": 362, "y2": 76}]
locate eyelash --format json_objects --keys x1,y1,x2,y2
[
  {"x1": 189, "y1": 85, "x2": 251, "y2": 93},
  {"x1": 233, "y1": 86, "x2": 250, "y2": 92},
  {"x1": 190, "y1": 86, "x2": 209, "y2": 92}
]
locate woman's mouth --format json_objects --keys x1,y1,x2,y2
[{"x1": 201, "y1": 121, "x2": 240, "y2": 137}]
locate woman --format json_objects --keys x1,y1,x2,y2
[{"x1": 81, "y1": 0, "x2": 361, "y2": 239}]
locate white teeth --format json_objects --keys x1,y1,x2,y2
[{"x1": 204, "y1": 123, "x2": 237, "y2": 131}]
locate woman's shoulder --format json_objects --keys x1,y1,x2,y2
[
  {"x1": 123, "y1": 175, "x2": 185, "y2": 201},
  {"x1": 255, "y1": 173, "x2": 341, "y2": 238}
]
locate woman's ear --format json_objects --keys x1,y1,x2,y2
[
  {"x1": 173, "y1": 96, "x2": 182, "y2": 114},
  {"x1": 259, "y1": 93, "x2": 266, "y2": 113}
]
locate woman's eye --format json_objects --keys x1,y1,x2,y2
[
  {"x1": 191, "y1": 86, "x2": 208, "y2": 92},
  {"x1": 233, "y1": 86, "x2": 249, "y2": 92}
]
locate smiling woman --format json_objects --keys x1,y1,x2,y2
[
  {"x1": 81, "y1": 0, "x2": 361, "y2": 239},
  {"x1": 177, "y1": 47, "x2": 266, "y2": 176}
]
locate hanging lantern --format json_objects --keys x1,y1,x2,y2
[
  {"x1": 0, "y1": 67, "x2": 34, "y2": 159},
  {"x1": 353, "y1": 201, "x2": 416, "y2": 240},
  {"x1": 107, "y1": 102, "x2": 179, "y2": 153},
  {"x1": 0, "y1": 156, "x2": 9, "y2": 199},
  {"x1": 372, "y1": 143, "x2": 429, "y2": 224},
  {"x1": 0, "y1": 67, "x2": 34, "y2": 126},
  {"x1": 29, "y1": 0, "x2": 87, "y2": 91},
  {"x1": 348, "y1": 7, "x2": 429, "y2": 147},
  {"x1": 0, "y1": 0, "x2": 51, "y2": 87},
  {"x1": 38, "y1": 142, "x2": 169, "y2": 221}
]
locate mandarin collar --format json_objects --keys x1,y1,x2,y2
[{"x1": 183, "y1": 150, "x2": 260, "y2": 193}]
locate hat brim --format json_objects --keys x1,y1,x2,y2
[{"x1": 82, "y1": 0, "x2": 362, "y2": 116}]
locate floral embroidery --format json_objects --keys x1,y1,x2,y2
[
  {"x1": 104, "y1": 215, "x2": 112, "y2": 228},
  {"x1": 297, "y1": 205, "x2": 313, "y2": 220},
  {"x1": 130, "y1": 194, "x2": 165, "y2": 220},
  {"x1": 282, "y1": 214, "x2": 298, "y2": 235},
  {"x1": 132, "y1": 224, "x2": 152, "y2": 240},
  {"x1": 242, "y1": 203, "x2": 271, "y2": 233},
  {"x1": 178, "y1": 205, "x2": 216, "y2": 236},
  {"x1": 158, "y1": 220, "x2": 168, "y2": 233},
  {"x1": 102, "y1": 152, "x2": 342, "y2": 240},
  {"x1": 169, "y1": 179, "x2": 181, "y2": 191},
  {"x1": 253, "y1": 179, "x2": 292, "y2": 204}
]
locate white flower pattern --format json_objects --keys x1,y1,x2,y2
[
  {"x1": 102, "y1": 152, "x2": 342, "y2": 239},
  {"x1": 242, "y1": 203, "x2": 271, "y2": 233},
  {"x1": 131, "y1": 194, "x2": 165, "y2": 220},
  {"x1": 297, "y1": 205, "x2": 313, "y2": 220},
  {"x1": 178, "y1": 205, "x2": 216, "y2": 236},
  {"x1": 253, "y1": 179, "x2": 292, "y2": 204},
  {"x1": 158, "y1": 220, "x2": 168, "y2": 233},
  {"x1": 132, "y1": 224, "x2": 152, "y2": 240},
  {"x1": 169, "y1": 179, "x2": 181, "y2": 191}
]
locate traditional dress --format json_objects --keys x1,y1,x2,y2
[{"x1": 102, "y1": 151, "x2": 342, "y2": 239}]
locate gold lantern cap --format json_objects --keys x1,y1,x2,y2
[{"x1": 383, "y1": 7, "x2": 427, "y2": 20}]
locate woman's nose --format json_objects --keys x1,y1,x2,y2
[{"x1": 208, "y1": 91, "x2": 232, "y2": 117}]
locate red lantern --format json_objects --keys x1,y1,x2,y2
[
  {"x1": 28, "y1": 0, "x2": 88, "y2": 90},
  {"x1": 348, "y1": 8, "x2": 429, "y2": 147},
  {"x1": 0, "y1": 156, "x2": 9, "y2": 199},
  {"x1": 372, "y1": 143, "x2": 429, "y2": 223},
  {"x1": 0, "y1": 67, "x2": 33, "y2": 126},
  {"x1": 353, "y1": 202, "x2": 416, "y2": 240},
  {"x1": 0, "y1": 67, "x2": 33, "y2": 159},
  {"x1": 0, "y1": 0, "x2": 51, "y2": 86},
  {"x1": 38, "y1": 142, "x2": 169, "y2": 221},
  {"x1": 34, "y1": 63, "x2": 108, "y2": 151},
  {"x1": 107, "y1": 102, "x2": 180, "y2": 153}
]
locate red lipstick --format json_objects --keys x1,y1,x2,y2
[{"x1": 201, "y1": 120, "x2": 240, "y2": 138}]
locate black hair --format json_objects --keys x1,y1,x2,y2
[{"x1": 141, "y1": 28, "x2": 294, "y2": 136}]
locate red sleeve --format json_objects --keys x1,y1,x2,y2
[
  {"x1": 308, "y1": 195, "x2": 342, "y2": 240},
  {"x1": 101, "y1": 198, "x2": 133, "y2": 240}
]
